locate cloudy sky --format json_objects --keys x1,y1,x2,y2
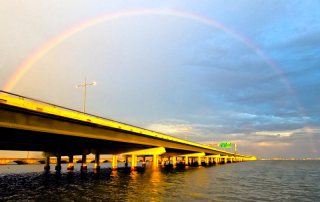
[{"x1": 1, "y1": 1, "x2": 319, "y2": 158}]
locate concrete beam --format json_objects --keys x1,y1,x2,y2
[
  {"x1": 179, "y1": 152, "x2": 205, "y2": 157},
  {"x1": 120, "y1": 147, "x2": 166, "y2": 156}
]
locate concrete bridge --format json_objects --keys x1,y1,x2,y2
[{"x1": 0, "y1": 91, "x2": 256, "y2": 172}]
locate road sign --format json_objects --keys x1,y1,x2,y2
[{"x1": 219, "y1": 142, "x2": 232, "y2": 148}]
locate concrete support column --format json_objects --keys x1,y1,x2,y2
[
  {"x1": 198, "y1": 156, "x2": 202, "y2": 166},
  {"x1": 142, "y1": 156, "x2": 146, "y2": 167},
  {"x1": 153, "y1": 155, "x2": 158, "y2": 168},
  {"x1": 172, "y1": 156, "x2": 177, "y2": 167},
  {"x1": 112, "y1": 155, "x2": 118, "y2": 170},
  {"x1": 44, "y1": 156, "x2": 50, "y2": 171},
  {"x1": 161, "y1": 156, "x2": 165, "y2": 166},
  {"x1": 125, "y1": 155, "x2": 129, "y2": 167},
  {"x1": 185, "y1": 156, "x2": 189, "y2": 166},
  {"x1": 55, "y1": 156, "x2": 62, "y2": 171},
  {"x1": 94, "y1": 153, "x2": 100, "y2": 171},
  {"x1": 205, "y1": 157, "x2": 209, "y2": 165},
  {"x1": 224, "y1": 157, "x2": 228, "y2": 164},
  {"x1": 131, "y1": 154, "x2": 137, "y2": 170},
  {"x1": 67, "y1": 155, "x2": 74, "y2": 171},
  {"x1": 81, "y1": 154, "x2": 87, "y2": 172}
]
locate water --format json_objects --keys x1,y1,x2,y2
[{"x1": 0, "y1": 161, "x2": 319, "y2": 201}]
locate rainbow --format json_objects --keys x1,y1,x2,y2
[
  {"x1": 2, "y1": 8, "x2": 315, "y2": 153},
  {"x1": 3, "y1": 8, "x2": 293, "y2": 95}
]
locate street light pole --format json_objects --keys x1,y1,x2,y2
[{"x1": 76, "y1": 78, "x2": 96, "y2": 113}]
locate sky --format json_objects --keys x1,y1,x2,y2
[{"x1": 0, "y1": 1, "x2": 319, "y2": 158}]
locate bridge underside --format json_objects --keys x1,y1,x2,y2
[
  {"x1": 0, "y1": 127, "x2": 153, "y2": 155},
  {"x1": 0, "y1": 127, "x2": 196, "y2": 155},
  {"x1": 0, "y1": 106, "x2": 219, "y2": 156}
]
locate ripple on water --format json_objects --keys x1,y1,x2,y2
[{"x1": 1, "y1": 161, "x2": 320, "y2": 201}]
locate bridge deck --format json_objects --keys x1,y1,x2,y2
[{"x1": 0, "y1": 91, "x2": 252, "y2": 158}]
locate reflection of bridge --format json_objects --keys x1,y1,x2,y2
[{"x1": 0, "y1": 91, "x2": 256, "y2": 172}]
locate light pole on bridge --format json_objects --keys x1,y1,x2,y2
[{"x1": 76, "y1": 78, "x2": 96, "y2": 113}]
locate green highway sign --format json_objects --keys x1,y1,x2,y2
[{"x1": 219, "y1": 142, "x2": 232, "y2": 148}]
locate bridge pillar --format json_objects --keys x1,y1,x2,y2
[
  {"x1": 205, "y1": 157, "x2": 209, "y2": 166},
  {"x1": 67, "y1": 155, "x2": 74, "y2": 171},
  {"x1": 55, "y1": 156, "x2": 62, "y2": 172},
  {"x1": 184, "y1": 156, "x2": 189, "y2": 166},
  {"x1": 131, "y1": 154, "x2": 137, "y2": 170},
  {"x1": 161, "y1": 156, "x2": 165, "y2": 166},
  {"x1": 142, "y1": 156, "x2": 146, "y2": 167},
  {"x1": 94, "y1": 153, "x2": 100, "y2": 171},
  {"x1": 153, "y1": 154, "x2": 159, "y2": 168},
  {"x1": 112, "y1": 155, "x2": 118, "y2": 170},
  {"x1": 125, "y1": 155, "x2": 129, "y2": 167},
  {"x1": 172, "y1": 156, "x2": 177, "y2": 167},
  {"x1": 81, "y1": 154, "x2": 87, "y2": 172},
  {"x1": 44, "y1": 156, "x2": 50, "y2": 172},
  {"x1": 198, "y1": 156, "x2": 202, "y2": 166}
]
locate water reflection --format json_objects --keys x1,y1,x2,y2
[{"x1": 1, "y1": 161, "x2": 320, "y2": 201}]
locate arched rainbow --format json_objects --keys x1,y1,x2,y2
[
  {"x1": 3, "y1": 8, "x2": 294, "y2": 97},
  {"x1": 2, "y1": 8, "x2": 314, "y2": 154}
]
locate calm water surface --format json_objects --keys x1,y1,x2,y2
[{"x1": 0, "y1": 161, "x2": 319, "y2": 201}]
